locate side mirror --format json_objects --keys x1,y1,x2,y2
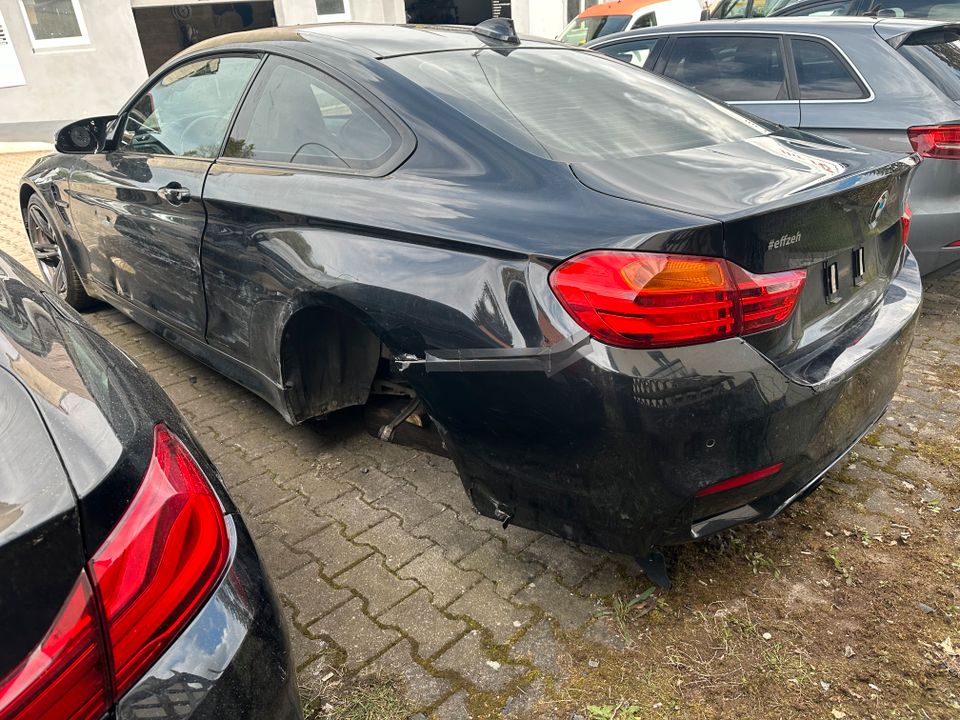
[{"x1": 54, "y1": 115, "x2": 119, "y2": 154}]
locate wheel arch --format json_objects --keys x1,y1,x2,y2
[{"x1": 277, "y1": 300, "x2": 385, "y2": 424}]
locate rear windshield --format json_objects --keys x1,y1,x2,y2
[
  {"x1": 559, "y1": 15, "x2": 631, "y2": 45},
  {"x1": 385, "y1": 49, "x2": 768, "y2": 162},
  {"x1": 899, "y1": 28, "x2": 960, "y2": 100},
  {"x1": 873, "y1": 0, "x2": 960, "y2": 19}
]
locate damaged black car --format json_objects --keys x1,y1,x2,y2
[{"x1": 20, "y1": 21, "x2": 922, "y2": 583}]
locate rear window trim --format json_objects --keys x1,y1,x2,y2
[{"x1": 787, "y1": 35, "x2": 872, "y2": 102}]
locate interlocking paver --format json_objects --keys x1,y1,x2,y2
[
  {"x1": 336, "y1": 554, "x2": 419, "y2": 616},
  {"x1": 398, "y1": 546, "x2": 482, "y2": 608},
  {"x1": 256, "y1": 496, "x2": 332, "y2": 545},
  {"x1": 432, "y1": 630, "x2": 522, "y2": 693},
  {"x1": 372, "y1": 485, "x2": 443, "y2": 529},
  {"x1": 514, "y1": 574, "x2": 597, "y2": 630},
  {"x1": 379, "y1": 589, "x2": 467, "y2": 659},
  {"x1": 308, "y1": 597, "x2": 400, "y2": 671},
  {"x1": 277, "y1": 562, "x2": 353, "y2": 625},
  {"x1": 447, "y1": 580, "x2": 532, "y2": 645},
  {"x1": 459, "y1": 538, "x2": 544, "y2": 598},
  {"x1": 313, "y1": 491, "x2": 389, "y2": 538},
  {"x1": 353, "y1": 516, "x2": 433, "y2": 571},
  {"x1": 411, "y1": 507, "x2": 488, "y2": 563},
  {"x1": 296, "y1": 524, "x2": 373, "y2": 577},
  {"x1": 365, "y1": 639, "x2": 454, "y2": 708}
]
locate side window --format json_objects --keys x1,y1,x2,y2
[
  {"x1": 791, "y1": 38, "x2": 868, "y2": 100},
  {"x1": 778, "y1": 0, "x2": 853, "y2": 14},
  {"x1": 597, "y1": 38, "x2": 662, "y2": 68},
  {"x1": 120, "y1": 56, "x2": 259, "y2": 158},
  {"x1": 225, "y1": 58, "x2": 400, "y2": 172},
  {"x1": 720, "y1": 0, "x2": 751, "y2": 18},
  {"x1": 632, "y1": 12, "x2": 656, "y2": 27},
  {"x1": 662, "y1": 35, "x2": 789, "y2": 101}
]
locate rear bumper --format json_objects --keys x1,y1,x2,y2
[
  {"x1": 116, "y1": 516, "x2": 302, "y2": 720},
  {"x1": 421, "y1": 250, "x2": 922, "y2": 558},
  {"x1": 905, "y1": 157, "x2": 960, "y2": 278}
]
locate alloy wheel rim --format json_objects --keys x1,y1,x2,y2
[{"x1": 29, "y1": 206, "x2": 67, "y2": 297}]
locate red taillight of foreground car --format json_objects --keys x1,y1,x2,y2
[
  {"x1": 907, "y1": 124, "x2": 960, "y2": 160},
  {"x1": 549, "y1": 251, "x2": 806, "y2": 349},
  {"x1": 0, "y1": 575, "x2": 110, "y2": 720},
  {"x1": 0, "y1": 425, "x2": 228, "y2": 720},
  {"x1": 695, "y1": 462, "x2": 785, "y2": 498},
  {"x1": 90, "y1": 424, "x2": 229, "y2": 697}
]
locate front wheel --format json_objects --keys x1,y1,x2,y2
[{"x1": 26, "y1": 195, "x2": 95, "y2": 311}]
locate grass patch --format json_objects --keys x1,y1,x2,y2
[{"x1": 302, "y1": 676, "x2": 410, "y2": 720}]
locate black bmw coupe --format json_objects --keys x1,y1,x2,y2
[{"x1": 20, "y1": 20, "x2": 922, "y2": 581}]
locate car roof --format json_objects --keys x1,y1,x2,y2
[
  {"x1": 579, "y1": 0, "x2": 667, "y2": 18},
  {"x1": 587, "y1": 16, "x2": 955, "y2": 44},
  {"x1": 181, "y1": 22, "x2": 564, "y2": 61}
]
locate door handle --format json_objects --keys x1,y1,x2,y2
[{"x1": 157, "y1": 182, "x2": 192, "y2": 205}]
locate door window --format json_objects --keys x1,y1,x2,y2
[
  {"x1": 225, "y1": 58, "x2": 399, "y2": 171},
  {"x1": 792, "y1": 38, "x2": 868, "y2": 99},
  {"x1": 119, "y1": 55, "x2": 259, "y2": 158},
  {"x1": 662, "y1": 35, "x2": 789, "y2": 101},
  {"x1": 596, "y1": 38, "x2": 663, "y2": 68}
]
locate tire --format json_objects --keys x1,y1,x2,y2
[{"x1": 25, "y1": 195, "x2": 96, "y2": 311}]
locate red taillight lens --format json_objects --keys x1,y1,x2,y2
[
  {"x1": 0, "y1": 575, "x2": 109, "y2": 720},
  {"x1": 908, "y1": 125, "x2": 960, "y2": 160},
  {"x1": 695, "y1": 462, "x2": 784, "y2": 497},
  {"x1": 0, "y1": 426, "x2": 226, "y2": 720},
  {"x1": 90, "y1": 424, "x2": 228, "y2": 697},
  {"x1": 901, "y1": 205, "x2": 912, "y2": 246},
  {"x1": 549, "y1": 251, "x2": 806, "y2": 349}
]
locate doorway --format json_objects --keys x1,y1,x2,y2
[
  {"x1": 133, "y1": 2, "x2": 277, "y2": 74},
  {"x1": 404, "y1": 0, "x2": 509, "y2": 25}
]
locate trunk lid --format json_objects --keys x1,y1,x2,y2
[
  {"x1": 0, "y1": 368, "x2": 85, "y2": 680},
  {"x1": 571, "y1": 132, "x2": 918, "y2": 367}
]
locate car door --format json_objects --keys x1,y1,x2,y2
[
  {"x1": 200, "y1": 55, "x2": 411, "y2": 384},
  {"x1": 657, "y1": 33, "x2": 800, "y2": 125},
  {"x1": 67, "y1": 54, "x2": 260, "y2": 339}
]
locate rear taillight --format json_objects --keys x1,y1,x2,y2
[
  {"x1": 549, "y1": 251, "x2": 806, "y2": 349},
  {"x1": 91, "y1": 424, "x2": 229, "y2": 696},
  {"x1": 908, "y1": 125, "x2": 960, "y2": 160},
  {"x1": 0, "y1": 425, "x2": 228, "y2": 719},
  {"x1": 901, "y1": 205, "x2": 912, "y2": 246},
  {"x1": 0, "y1": 576, "x2": 109, "y2": 720}
]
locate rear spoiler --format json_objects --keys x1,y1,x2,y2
[{"x1": 876, "y1": 21, "x2": 960, "y2": 49}]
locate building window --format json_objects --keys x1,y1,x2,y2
[
  {"x1": 315, "y1": 0, "x2": 350, "y2": 21},
  {"x1": 19, "y1": 0, "x2": 88, "y2": 49}
]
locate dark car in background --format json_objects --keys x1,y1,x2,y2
[
  {"x1": 588, "y1": 17, "x2": 960, "y2": 277},
  {"x1": 20, "y1": 21, "x2": 922, "y2": 580},
  {"x1": 0, "y1": 251, "x2": 301, "y2": 719},
  {"x1": 710, "y1": 0, "x2": 960, "y2": 20}
]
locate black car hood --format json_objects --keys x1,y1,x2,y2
[{"x1": 570, "y1": 133, "x2": 912, "y2": 222}]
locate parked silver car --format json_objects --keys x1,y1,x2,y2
[{"x1": 588, "y1": 17, "x2": 960, "y2": 277}]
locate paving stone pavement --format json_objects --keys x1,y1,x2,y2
[{"x1": 3, "y1": 151, "x2": 959, "y2": 718}]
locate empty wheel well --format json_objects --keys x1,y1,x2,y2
[
  {"x1": 19, "y1": 185, "x2": 36, "y2": 224},
  {"x1": 279, "y1": 305, "x2": 382, "y2": 423}
]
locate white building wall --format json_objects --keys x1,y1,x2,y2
[
  {"x1": 513, "y1": 0, "x2": 565, "y2": 39},
  {"x1": 0, "y1": 0, "x2": 149, "y2": 136}
]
